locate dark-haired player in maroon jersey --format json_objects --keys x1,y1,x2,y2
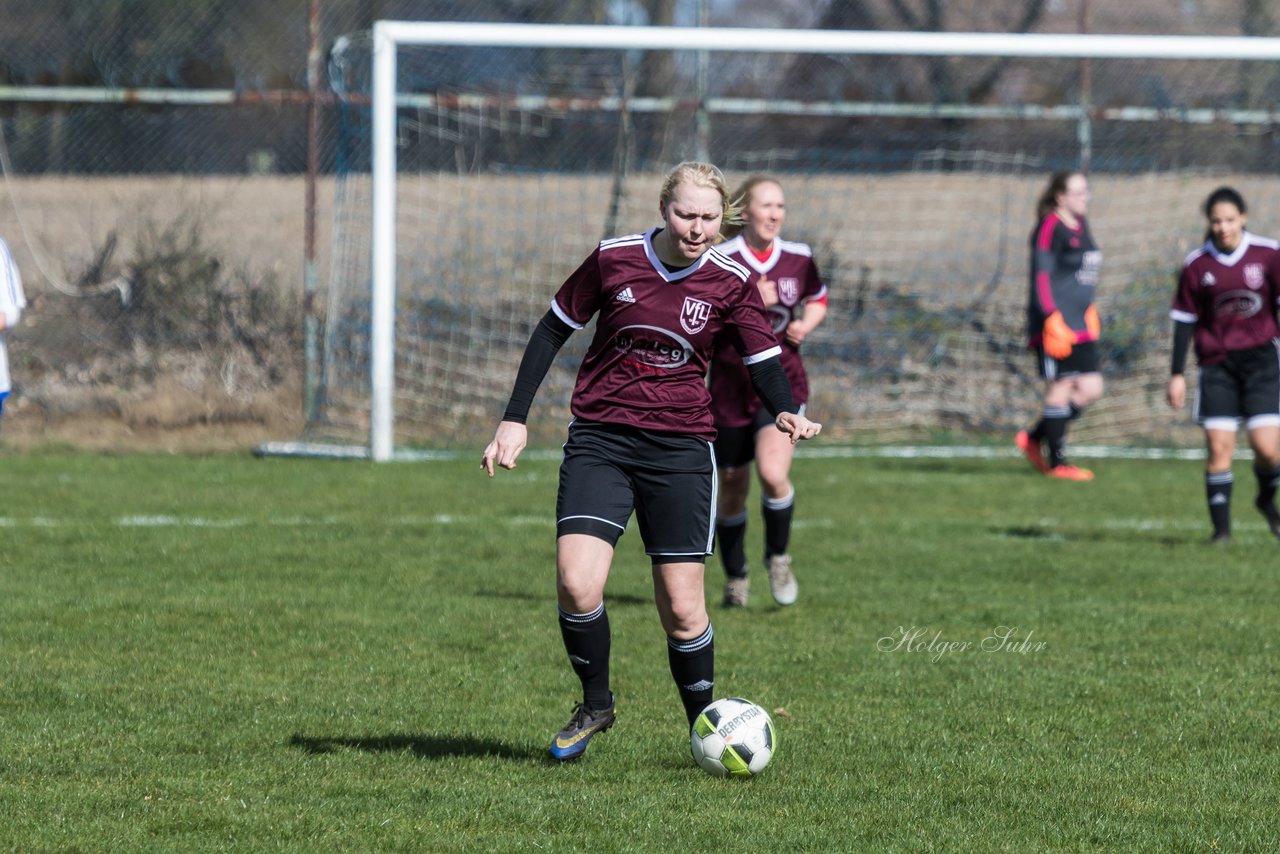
[
  {"x1": 1015, "y1": 170, "x2": 1105, "y2": 481},
  {"x1": 708, "y1": 176, "x2": 828, "y2": 608},
  {"x1": 1168, "y1": 186, "x2": 1280, "y2": 544},
  {"x1": 481, "y1": 162, "x2": 821, "y2": 762}
]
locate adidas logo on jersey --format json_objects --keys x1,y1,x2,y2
[{"x1": 616, "y1": 287, "x2": 636, "y2": 303}]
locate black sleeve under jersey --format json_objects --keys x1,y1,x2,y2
[
  {"x1": 1170, "y1": 320, "x2": 1195, "y2": 376},
  {"x1": 501, "y1": 310, "x2": 575, "y2": 424},
  {"x1": 747, "y1": 356, "x2": 796, "y2": 418}
]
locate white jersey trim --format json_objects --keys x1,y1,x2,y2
[
  {"x1": 598, "y1": 228, "x2": 752, "y2": 284},
  {"x1": 720, "y1": 234, "x2": 813, "y2": 276},
  {"x1": 778, "y1": 238, "x2": 814, "y2": 258},
  {"x1": 550, "y1": 299, "x2": 585, "y2": 330},
  {"x1": 705, "y1": 247, "x2": 750, "y2": 281},
  {"x1": 1187, "y1": 231, "x2": 1278, "y2": 268},
  {"x1": 600, "y1": 233, "x2": 647, "y2": 252},
  {"x1": 742, "y1": 345, "x2": 783, "y2": 366},
  {"x1": 635, "y1": 228, "x2": 712, "y2": 282}
]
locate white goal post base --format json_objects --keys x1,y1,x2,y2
[{"x1": 251, "y1": 440, "x2": 457, "y2": 462}]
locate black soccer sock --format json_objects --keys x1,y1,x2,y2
[
  {"x1": 762, "y1": 489, "x2": 795, "y2": 559},
  {"x1": 667, "y1": 623, "x2": 714, "y2": 726},
  {"x1": 1254, "y1": 463, "x2": 1280, "y2": 509},
  {"x1": 1040, "y1": 405, "x2": 1072, "y2": 467},
  {"x1": 1068, "y1": 402, "x2": 1086, "y2": 421},
  {"x1": 1206, "y1": 470, "x2": 1233, "y2": 537},
  {"x1": 558, "y1": 602, "x2": 612, "y2": 710},
  {"x1": 715, "y1": 511, "x2": 748, "y2": 580},
  {"x1": 1028, "y1": 418, "x2": 1045, "y2": 442}
]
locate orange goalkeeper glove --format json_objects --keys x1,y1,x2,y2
[
  {"x1": 1042, "y1": 311, "x2": 1075, "y2": 359},
  {"x1": 1084, "y1": 305, "x2": 1101, "y2": 338}
]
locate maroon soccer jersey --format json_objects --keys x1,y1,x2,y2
[
  {"x1": 551, "y1": 228, "x2": 782, "y2": 439},
  {"x1": 707, "y1": 236, "x2": 828, "y2": 428},
  {"x1": 1171, "y1": 233, "x2": 1280, "y2": 366}
]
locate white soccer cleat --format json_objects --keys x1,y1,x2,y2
[
  {"x1": 723, "y1": 576, "x2": 749, "y2": 608},
  {"x1": 766, "y1": 554, "x2": 798, "y2": 605}
]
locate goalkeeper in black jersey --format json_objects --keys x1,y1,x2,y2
[{"x1": 1015, "y1": 170, "x2": 1105, "y2": 481}]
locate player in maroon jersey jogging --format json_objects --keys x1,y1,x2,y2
[
  {"x1": 1016, "y1": 170, "x2": 1105, "y2": 481},
  {"x1": 481, "y1": 162, "x2": 821, "y2": 762},
  {"x1": 708, "y1": 176, "x2": 828, "y2": 608},
  {"x1": 1167, "y1": 186, "x2": 1280, "y2": 544}
]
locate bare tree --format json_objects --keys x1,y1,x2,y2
[
  {"x1": 802, "y1": 0, "x2": 1050, "y2": 105},
  {"x1": 1242, "y1": 0, "x2": 1278, "y2": 108}
]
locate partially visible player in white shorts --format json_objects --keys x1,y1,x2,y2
[{"x1": 0, "y1": 237, "x2": 26, "y2": 422}]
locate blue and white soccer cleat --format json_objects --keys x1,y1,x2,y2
[{"x1": 548, "y1": 699, "x2": 616, "y2": 761}]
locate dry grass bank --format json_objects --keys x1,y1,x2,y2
[{"x1": 2, "y1": 170, "x2": 1276, "y2": 450}]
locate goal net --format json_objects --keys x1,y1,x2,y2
[{"x1": 309, "y1": 22, "x2": 1280, "y2": 460}]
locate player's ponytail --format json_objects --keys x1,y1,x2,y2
[{"x1": 1035, "y1": 170, "x2": 1079, "y2": 223}]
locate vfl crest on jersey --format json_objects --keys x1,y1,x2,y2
[
  {"x1": 778, "y1": 277, "x2": 800, "y2": 306},
  {"x1": 1244, "y1": 263, "x2": 1266, "y2": 290},
  {"x1": 1202, "y1": 271, "x2": 1217, "y2": 287},
  {"x1": 680, "y1": 297, "x2": 712, "y2": 335}
]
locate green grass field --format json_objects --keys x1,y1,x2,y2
[{"x1": 1, "y1": 449, "x2": 1277, "y2": 851}]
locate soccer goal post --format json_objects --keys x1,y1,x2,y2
[{"x1": 289, "y1": 21, "x2": 1280, "y2": 461}]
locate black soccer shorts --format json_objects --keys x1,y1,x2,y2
[
  {"x1": 712, "y1": 404, "x2": 806, "y2": 469},
  {"x1": 1037, "y1": 340, "x2": 1100, "y2": 380},
  {"x1": 1196, "y1": 340, "x2": 1280, "y2": 431},
  {"x1": 556, "y1": 419, "x2": 716, "y2": 562}
]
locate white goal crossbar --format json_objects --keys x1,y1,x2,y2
[{"x1": 368, "y1": 21, "x2": 1280, "y2": 461}]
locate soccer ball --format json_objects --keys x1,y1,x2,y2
[{"x1": 690, "y1": 697, "x2": 776, "y2": 778}]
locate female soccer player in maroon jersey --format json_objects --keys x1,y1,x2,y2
[
  {"x1": 1168, "y1": 186, "x2": 1280, "y2": 544},
  {"x1": 707, "y1": 176, "x2": 828, "y2": 608},
  {"x1": 481, "y1": 162, "x2": 821, "y2": 762},
  {"x1": 1015, "y1": 170, "x2": 1105, "y2": 481}
]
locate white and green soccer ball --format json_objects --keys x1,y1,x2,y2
[{"x1": 690, "y1": 697, "x2": 776, "y2": 778}]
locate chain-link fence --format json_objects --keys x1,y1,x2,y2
[{"x1": 1, "y1": 1, "x2": 1278, "y2": 450}]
